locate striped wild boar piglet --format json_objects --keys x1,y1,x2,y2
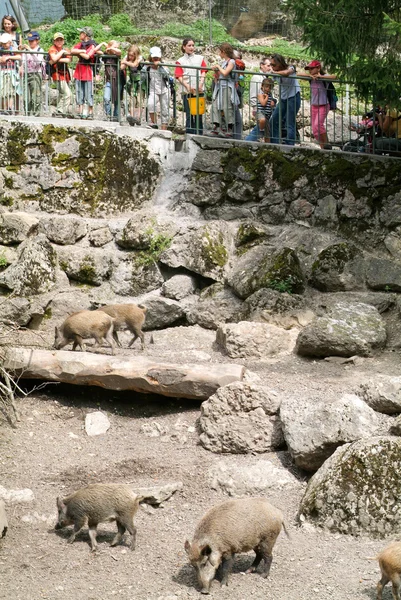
[
  {"x1": 55, "y1": 483, "x2": 143, "y2": 551},
  {"x1": 185, "y1": 497, "x2": 288, "y2": 594}
]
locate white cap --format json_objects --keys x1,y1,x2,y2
[
  {"x1": 149, "y1": 46, "x2": 162, "y2": 58},
  {"x1": 0, "y1": 33, "x2": 12, "y2": 44}
]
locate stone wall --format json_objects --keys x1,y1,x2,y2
[{"x1": 1, "y1": 121, "x2": 401, "y2": 354}]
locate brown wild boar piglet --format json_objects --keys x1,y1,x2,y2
[
  {"x1": 374, "y1": 541, "x2": 401, "y2": 600},
  {"x1": 185, "y1": 497, "x2": 288, "y2": 594},
  {"x1": 54, "y1": 310, "x2": 115, "y2": 354},
  {"x1": 95, "y1": 303, "x2": 147, "y2": 349},
  {"x1": 55, "y1": 483, "x2": 142, "y2": 551}
]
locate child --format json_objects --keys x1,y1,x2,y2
[
  {"x1": 256, "y1": 78, "x2": 276, "y2": 142},
  {"x1": 175, "y1": 37, "x2": 207, "y2": 135},
  {"x1": 140, "y1": 46, "x2": 170, "y2": 130},
  {"x1": 121, "y1": 44, "x2": 144, "y2": 125},
  {"x1": 0, "y1": 32, "x2": 21, "y2": 114},
  {"x1": 48, "y1": 32, "x2": 72, "y2": 117},
  {"x1": 209, "y1": 42, "x2": 239, "y2": 138},
  {"x1": 70, "y1": 27, "x2": 103, "y2": 120},
  {"x1": 21, "y1": 31, "x2": 46, "y2": 116},
  {"x1": 100, "y1": 40, "x2": 122, "y2": 120}
]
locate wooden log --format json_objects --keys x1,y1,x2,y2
[{"x1": 4, "y1": 348, "x2": 245, "y2": 400}]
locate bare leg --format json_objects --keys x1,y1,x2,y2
[
  {"x1": 220, "y1": 555, "x2": 234, "y2": 587},
  {"x1": 111, "y1": 521, "x2": 126, "y2": 547}
]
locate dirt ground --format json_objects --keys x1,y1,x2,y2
[{"x1": 0, "y1": 325, "x2": 400, "y2": 600}]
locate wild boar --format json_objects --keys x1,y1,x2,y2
[
  {"x1": 373, "y1": 541, "x2": 401, "y2": 600},
  {"x1": 96, "y1": 303, "x2": 147, "y2": 349},
  {"x1": 0, "y1": 499, "x2": 7, "y2": 538},
  {"x1": 55, "y1": 483, "x2": 143, "y2": 551},
  {"x1": 54, "y1": 310, "x2": 115, "y2": 354},
  {"x1": 185, "y1": 497, "x2": 288, "y2": 594}
]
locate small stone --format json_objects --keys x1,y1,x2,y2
[{"x1": 85, "y1": 411, "x2": 110, "y2": 436}]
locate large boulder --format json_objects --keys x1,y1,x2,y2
[
  {"x1": 161, "y1": 274, "x2": 197, "y2": 301},
  {"x1": 209, "y1": 459, "x2": 302, "y2": 496},
  {"x1": 199, "y1": 382, "x2": 284, "y2": 453},
  {"x1": 115, "y1": 213, "x2": 175, "y2": 251},
  {"x1": 109, "y1": 256, "x2": 164, "y2": 296},
  {"x1": 186, "y1": 283, "x2": 243, "y2": 329},
  {"x1": 141, "y1": 296, "x2": 185, "y2": 330},
  {"x1": 296, "y1": 302, "x2": 387, "y2": 357},
  {"x1": 0, "y1": 296, "x2": 48, "y2": 327},
  {"x1": 280, "y1": 393, "x2": 381, "y2": 472},
  {"x1": 38, "y1": 216, "x2": 87, "y2": 245},
  {"x1": 160, "y1": 222, "x2": 232, "y2": 282},
  {"x1": 228, "y1": 244, "x2": 305, "y2": 299},
  {"x1": 240, "y1": 288, "x2": 306, "y2": 321},
  {"x1": 366, "y1": 258, "x2": 401, "y2": 292},
  {"x1": 360, "y1": 376, "x2": 401, "y2": 414},
  {"x1": 309, "y1": 242, "x2": 364, "y2": 292},
  {"x1": 0, "y1": 234, "x2": 59, "y2": 295},
  {"x1": 0, "y1": 212, "x2": 38, "y2": 245},
  {"x1": 299, "y1": 437, "x2": 401, "y2": 537},
  {"x1": 57, "y1": 246, "x2": 113, "y2": 286},
  {"x1": 216, "y1": 321, "x2": 298, "y2": 359}
]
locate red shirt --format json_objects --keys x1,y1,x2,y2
[
  {"x1": 73, "y1": 42, "x2": 96, "y2": 81},
  {"x1": 48, "y1": 45, "x2": 71, "y2": 82},
  {"x1": 174, "y1": 58, "x2": 207, "y2": 78}
]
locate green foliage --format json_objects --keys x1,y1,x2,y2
[
  {"x1": 268, "y1": 277, "x2": 295, "y2": 294},
  {"x1": 286, "y1": 0, "x2": 401, "y2": 106},
  {"x1": 135, "y1": 231, "x2": 172, "y2": 266},
  {"x1": 38, "y1": 14, "x2": 122, "y2": 48},
  {"x1": 0, "y1": 252, "x2": 7, "y2": 268},
  {"x1": 108, "y1": 13, "x2": 136, "y2": 36}
]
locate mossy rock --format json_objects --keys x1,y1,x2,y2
[
  {"x1": 300, "y1": 437, "x2": 401, "y2": 537},
  {"x1": 310, "y1": 242, "x2": 362, "y2": 292}
]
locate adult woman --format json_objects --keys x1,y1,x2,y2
[
  {"x1": 1, "y1": 15, "x2": 20, "y2": 49},
  {"x1": 269, "y1": 53, "x2": 301, "y2": 145},
  {"x1": 304, "y1": 59, "x2": 336, "y2": 149},
  {"x1": 175, "y1": 38, "x2": 207, "y2": 135}
]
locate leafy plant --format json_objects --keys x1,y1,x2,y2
[
  {"x1": 135, "y1": 231, "x2": 172, "y2": 267},
  {"x1": 108, "y1": 13, "x2": 136, "y2": 36},
  {"x1": 268, "y1": 277, "x2": 295, "y2": 294},
  {"x1": 0, "y1": 252, "x2": 7, "y2": 268}
]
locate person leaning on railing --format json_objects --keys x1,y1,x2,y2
[
  {"x1": 99, "y1": 40, "x2": 122, "y2": 121},
  {"x1": 375, "y1": 105, "x2": 401, "y2": 155},
  {"x1": 175, "y1": 37, "x2": 207, "y2": 135},
  {"x1": 269, "y1": 53, "x2": 301, "y2": 146},
  {"x1": 245, "y1": 57, "x2": 273, "y2": 142},
  {"x1": 301, "y1": 59, "x2": 336, "y2": 149},
  {"x1": 20, "y1": 31, "x2": 46, "y2": 117},
  {"x1": 1, "y1": 15, "x2": 21, "y2": 49},
  {"x1": 70, "y1": 26, "x2": 103, "y2": 120},
  {"x1": 0, "y1": 32, "x2": 21, "y2": 114},
  {"x1": 140, "y1": 46, "x2": 170, "y2": 130},
  {"x1": 208, "y1": 42, "x2": 240, "y2": 138},
  {"x1": 121, "y1": 44, "x2": 144, "y2": 126},
  {"x1": 48, "y1": 32, "x2": 72, "y2": 117}
]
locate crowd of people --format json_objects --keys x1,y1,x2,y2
[{"x1": 0, "y1": 14, "x2": 400, "y2": 152}]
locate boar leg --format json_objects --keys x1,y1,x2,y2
[
  {"x1": 88, "y1": 519, "x2": 99, "y2": 551},
  {"x1": 111, "y1": 521, "x2": 126, "y2": 547},
  {"x1": 128, "y1": 328, "x2": 145, "y2": 350},
  {"x1": 113, "y1": 331, "x2": 122, "y2": 348},
  {"x1": 246, "y1": 549, "x2": 264, "y2": 574},
  {"x1": 220, "y1": 555, "x2": 234, "y2": 587},
  {"x1": 117, "y1": 516, "x2": 137, "y2": 550},
  {"x1": 391, "y1": 574, "x2": 401, "y2": 600},
  {"x1": 67, "y1": 518, "x2": 86, "y2": 544},
  {"x1": 72, "y1": 336, "x2": 85, "y2": 352}
]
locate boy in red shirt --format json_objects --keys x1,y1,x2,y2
[{"x1": 70, "y1": 27, "x2": 103, "y2": 119}]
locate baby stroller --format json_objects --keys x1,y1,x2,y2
[{"x1": 342, "y1": 106, "x2": 384, "y2": 153}]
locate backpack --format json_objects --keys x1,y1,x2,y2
[
  {"x1": 45, "y1": 52, "x2": 52, "y2": 78},
  {"x1": 325, "y1": 81, "x2": 338, "y2": 111}
]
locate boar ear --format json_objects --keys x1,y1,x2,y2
[
  {"x1": 56, "y1": 496, "x2": 65, "y2": 510},
  {"x1": 184, "y1": 540, "x2": 191, "y2": 554},
  {"x1": 200, "y1": 544, "x2": 212, "y2": 557}
]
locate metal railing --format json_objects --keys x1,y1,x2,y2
[{"x1": 0, "y1": 51, "x2": 400, "y2": 156}]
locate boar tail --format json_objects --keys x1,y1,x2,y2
[{"x1": 138, "y1": 304, "x2": 147, "y2": 314}]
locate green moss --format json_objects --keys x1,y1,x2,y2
[
  {"x1": 0, "y1": 195, "x2": 13, "y2": 206},
  {"x1": 4, "y1": 176, "x2": 14, "y2": 189},
  {"x1": 38, "y1": 125, "x2": 69, "y2": 154},
  {"x1": 59, "y1": 260, "x2": 69, "y2": 272},
  {"x1": 76, "y1": 257, "x2": 97, "y2": 285},
  {"x1": 0, "y1": 251, "x2": 7, "y2": 269},
  {"x1": 51, "y1": 153, "x2": 71, "y2": 167},
  {"x1": 261, "y1": 248, "x2": 305, "y2": 294},
  {"x1": 134, "y1": 231, "x2": 172, "y2": 266},
  {"x1": 5, "y1": 165, "x2": 21, "y2": 173},
  {"x1": 6, "y1": 124, "x2": 31, "y2": 167},
  {"x1": 202, "y1": 230, "x2": 228, "y2": 269},
  {"x1": 43, "y1": 306, "x2": 52, "y2": 320}
]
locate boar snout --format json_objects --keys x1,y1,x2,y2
[{"x1": 185, "y1": 540, "x2": 220, "y2": 594}]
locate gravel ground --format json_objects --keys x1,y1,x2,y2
[{"x1": 0, "y1": 325, "x2": 400, "y2": 600}]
